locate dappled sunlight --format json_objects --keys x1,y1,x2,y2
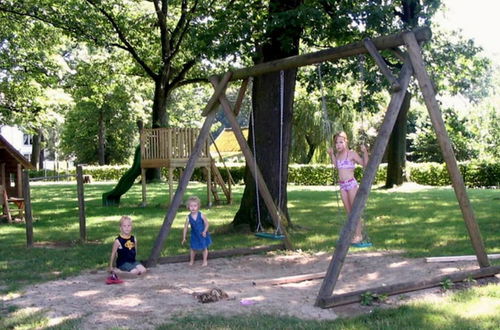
[
  {"x1": 105, "y1": 294, "x2": 144, "y2": 307},
  {"x1": 462, "y1": 297, "x2": 500, "y2": 317},
  {"x1": 73, "y1": 290, "x2": 100, "y2": 298},
  {"x1": 389, "y1": 261, "x2": 409, "y2": 268},
  {"x1": 366, "y1": 272, "x2": 381, "y2": 280}
]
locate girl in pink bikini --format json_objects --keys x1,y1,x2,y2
[{"x1": 327, "y1": 131, "x2": 369, "y2": 245}]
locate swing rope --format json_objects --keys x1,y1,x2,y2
[
  {"x1": 250, "y1": 107, "x2": 263, "y2": 233},
  {"x1": 317, "y1": 64, "x2": 343, "y2": 222},
  {"x1": 358, "y1": 54, "x2": 367, "y2": 144}
]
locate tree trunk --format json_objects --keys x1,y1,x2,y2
[
  {"x1": 385, "y1": 92, "x2": 411, "y2": 188},
  {"x1": 233, "y1": 0, "x2": 302, "y2": 230},
  {"x1": 30, "y1": 129, "x2": 42, "y2": 169},
  {"x1": 98, "y1": 109, "x2": 106, "y2": 165},
  {"x1": 304, "y1": 136, "x2": 317, "y2": 164},
  {"x1": 146, "y1": 78, "x2": 172, "y2": 182}
]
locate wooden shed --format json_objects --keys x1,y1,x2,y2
[{"x1": 0, "y1": 134, "x2": 34, "y2": 201}]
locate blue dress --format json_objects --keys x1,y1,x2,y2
[{"x1": 188, "y1": 212, "x2": 212, "y2": 250}]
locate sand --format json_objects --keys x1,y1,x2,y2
[{"x1": 3, "y1": 250, "x2": 487, "y2": 329}]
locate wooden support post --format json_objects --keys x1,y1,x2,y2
[
  {"x1": 318, "y1": 266, "x2": 500, "y2": 308},
  {"x1": 168, "y1": 167, "x2": 173, "y2": 203},
  {"x1": 22, "y1": 170, "x2": 33, "y2": 247},
  {"x1": 403, "y1": 32, "x2": 490, "y2": 268},
  {"x1": 147, "y1": 78, "x2": 228, "y2": 267},
  {"x1": 233, "y1": 77, "x2": 251, "y2": 116},
  {"x1": 363, "y1": 38, "x2": 401, "y2": 92},
  {"x1": 76, "y1": 165, "x2": 86, "y2": 242},
  {"x1": 141, "y1": 168, "x2": 147, "y2": 206},
  {"x1": 1, "y1": 163, "x2": 5, "y2": 188},
  {"x1": 315, "y1": 59, "x2": 414, "y2": 306},
  {"x1": 210, "y1": 77, "x2": 293, "y2": 250},
  {"x1": 17, "y1": 163, "x2": 22, "y2": 197},
  {"x1": 207, "y1": 165, "x2": 212, "y2": 207},
  {"x1": 202, "y1": 72, "x2": 233, "y2": 115}
]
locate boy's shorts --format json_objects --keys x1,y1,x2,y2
[{"x1": 118, "y1": 261, "x2": 141, "y2": 272}]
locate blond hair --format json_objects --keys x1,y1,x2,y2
[
  {"x1": 334, "y1": 131, "x2": 349, "y2": 145},
  {"x1": 119, "y1": 215, "x2": 132, "y2": 225},
  {"x1": 186, "y1": 196, "x2": 201, "y2": 209}
]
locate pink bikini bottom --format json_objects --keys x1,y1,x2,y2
[{"x1": 339, "y1": 178, "x2": 358, "y2": 191}]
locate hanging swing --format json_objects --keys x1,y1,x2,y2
[
  {"x1": 318, "y1": 57, "x2": 373, "y2": 248},
  {"x1": 253, "y1": 70, "x2": 285, "y2": 240}
]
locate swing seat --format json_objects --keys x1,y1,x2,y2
[
  {"x1": 255, "y1": 232, "x2": 285, "y2": 240},
  {"x1": 350, "y1": 241, "x2": 373, "y2": 248}
]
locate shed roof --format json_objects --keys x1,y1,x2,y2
[
  {"x1": 0, "y1": 135, "x2": 35, "y2": 169},
  {"x1": 210, "y1": 128, "x2": 248, "y2": 153}
]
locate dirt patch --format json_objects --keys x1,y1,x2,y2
[{"x1": 2, "y1": 251, "x2": 495, "y2": 329}]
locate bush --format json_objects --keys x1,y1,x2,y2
[
  {"x1": 408, "y1": 161, "x2": 500, "y2": 188},
  {"x1": 29, "y1": 161, "x2": 499, "y2": 188}
]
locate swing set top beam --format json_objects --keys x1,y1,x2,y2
[{"x1": 217, "y1": 27, "x2": 431, "y2": 82}]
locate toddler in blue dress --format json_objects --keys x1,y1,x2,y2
[{"x1": 182, "y1": 196, "x2": 212, "y2": 266}]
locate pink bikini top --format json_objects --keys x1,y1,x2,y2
[{"x1": 336, "y1": 152, "x2": 356, "y2": 169}]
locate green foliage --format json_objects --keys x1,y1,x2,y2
[
  {"x1": 288, "y1": 164, "x2": 387, "y2": 185},
  {"x1": 408, "y1": 161, "x2": 500, "y2": 187},
  {"x1": 408, "y1": 107, "x2": 479, "y2": 162},
  {"x1": 440, "y1": 278, "x2": 454, "y2": 291},
  {"x1": 360, "y1": 291, "x2": 388, "y2": 306}
]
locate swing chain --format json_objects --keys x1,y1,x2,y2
[{"x1": 358, "y1": 54, "x2": 367, "y2": 145}]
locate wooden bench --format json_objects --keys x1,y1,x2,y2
[{"x1": 0, "y1": 185, "x2": 25, "y2": 223}]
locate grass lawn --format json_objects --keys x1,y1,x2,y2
[{"x1": 0, "y1": 181, "x2": 499, "y2": 328}]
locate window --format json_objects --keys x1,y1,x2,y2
[{"x1": 23, "y1": 134, "x2": 33, "y2": 145}]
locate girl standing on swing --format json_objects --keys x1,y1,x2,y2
[{"x1": 327, "y1": 131, "x2": 370, "y2": 247}]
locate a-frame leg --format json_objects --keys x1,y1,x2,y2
[
  {"x1": 403, "y1": 32, "x2": 490, "y2": 268},
  {"x1": 146, "y1": 72, "x2": 232, "y2": 267},
  {"x1": 209, "y1": 76, "x2": 293, "y2": 250},
  {"x1": 315, "y1": 59, "x2": 414, "y2": 307}
]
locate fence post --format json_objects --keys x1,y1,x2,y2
[
  {"x1": 76, "y1": 165, "x2": 86, "y2": 242},
  {"x1": 22, "y1": 170, "x2": 33, "y2": 247}
]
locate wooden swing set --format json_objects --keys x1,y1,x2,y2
[{"x1": 145, "y1": 26, "x2": 499, "y2": 307}]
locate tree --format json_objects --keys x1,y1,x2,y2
[
  {"x1": 60, "y1": 48, "x2": 146, "y2": 164},
  {"x1": 232, "y1": 0, "x2": 303, "y2": 230},
  {"x1": 0, "y1": 9, "x2": 69, "y2": 168},
  {"x1": 0, "y1": 0, "x2": 247, "y2": 178}
]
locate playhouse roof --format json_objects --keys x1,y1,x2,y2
[
  {"x1": 210, "y1": 128, "x2": 248, "y2": 153},
  {"x1": 0, "y1": 135, "x2": 35, "y2": 170}
]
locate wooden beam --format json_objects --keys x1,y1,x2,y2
[
  {"x1": 147, "y1": 96, "x2": 221, "y2": 267},
  {"x1": 315, "y1": 59, "x2": 414, "y2": 306},
  {"x1": 210, "y1": 77, "x2": 293, "y2": 250},
  {"x1": 222, "y1": 27, "x2": 430, "y2": 81},
  {"x1": 426, "y1": 254, "x2": 500, "y2": 263},
  {"x1": 234, "y1": 77, "x2": 251, "y2": 116},
  {"x1": 363, "y1": 38, "x2": 401, "y2": 92},
  {"x1": 403, "y1": 32, "x2": 490, "y2": 268},
  {"x1": 317, "y1": 266, "x2": 500, "y2": 308},
  {"x1": 202, "y1": 71, "x2": 233, "y2": 116},
  {"x1": 252, "y1": 271, "x2": 326, "y2": 286},
  {"x1": 22, "y1": 170, "x2": 33, "y2": 247},
  {"x1": 17, "y1": 163, "x2": 22, "y2": 197},
  {"x1": 76, "y1": 165, "x2": 86, "y2": 242},
  {"x1": 153, "y1": 244, "x2": 285, "y2": 264}
]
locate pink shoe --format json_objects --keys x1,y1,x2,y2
[{"x1": 106, "y1": 272, "x2": 124, "y2": 284}]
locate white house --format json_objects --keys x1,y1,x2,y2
[{"x1": 0, "y1": 125, "x2": 33, "y2": 161}]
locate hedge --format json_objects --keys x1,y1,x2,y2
[{"x1": 28, "y1": 161, "x2": 499, "y2": 188}]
